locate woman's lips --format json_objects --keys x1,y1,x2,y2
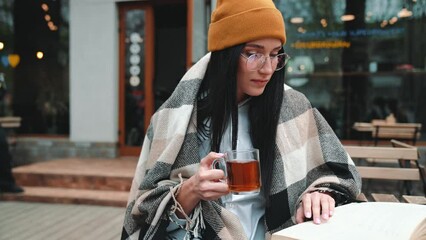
[{"x1": 251, "y1": 79, "x2": 269, "y2": 86}]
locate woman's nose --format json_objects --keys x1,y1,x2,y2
[{"x1": 259, "y1": 57, "x2": 274, "y2": 74}]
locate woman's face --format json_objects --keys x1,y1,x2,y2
[{"x1": 237, "y1": 38, "x2": 282, "y2": 103}]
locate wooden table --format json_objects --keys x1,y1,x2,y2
[
  {"x1": 353, "y1": 122, "x2": 374, "y2": 132},
  {"x1": 352, "y1": 121, "x2": 422, "y2": 145}
]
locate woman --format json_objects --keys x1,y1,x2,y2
[{"x1": 121, "y1": 0, "x2": 361, "y2": 239}]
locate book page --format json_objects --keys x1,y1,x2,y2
[
  {"x1": 272, "y1": 202, "x2": 426, "y2": 240},
  {"x1": 411, "y1": 218, "x2": 426, "y2": 240}
]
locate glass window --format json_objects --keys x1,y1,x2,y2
[
  {"x1": 0, "y1": 0, "x2": 69, "y2": 135},
  {"x1": 276, "y1": 0, "x2": 426, "y2": 141},
  {"x1": 124, "y1": 9, "x2": 147, "y2": 147}
]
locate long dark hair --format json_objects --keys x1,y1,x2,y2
[{"x1": 197, "y1": 44, "x2": 285, "y2": 205}]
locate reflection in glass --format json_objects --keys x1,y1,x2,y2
[
  {"x1": 0, "y1": 0, "x2": 70, "y2": 134},
  {"x1": 277, "y1": 0, "x2": 426, "y2": 140},
  {"x1": 124, "y1": 10, "x2": 146, "y2": 146}
]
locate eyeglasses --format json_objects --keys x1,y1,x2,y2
[{"x1": 240, "y1": 52, "x2": 290, "y2": 71}]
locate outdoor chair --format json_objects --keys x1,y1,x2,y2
[
  {"x1": 344, "y1": 143, "x2": 426, "y2": 204},
  {"x1": 371, "y1": 122, "x2": 422, "y2": 146}
]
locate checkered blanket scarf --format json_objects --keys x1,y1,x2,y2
[{"x1": 121, "y1": 53, "x2": 361, "y2": 240}]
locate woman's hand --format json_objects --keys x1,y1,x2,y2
[
  {"x1": 189, "y1": 152, "x2": 230, "y2": 201},
  {"x1": 295, "y1": 191, "x2": 335, "y2": 224},
  {"x1": 175, "y1": 152, "x2": 229, "y2": 217}
]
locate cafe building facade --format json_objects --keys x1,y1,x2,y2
[{"x1": 0, "y1": 0, "x2": 425, "y2": 164}]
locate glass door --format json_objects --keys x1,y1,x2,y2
[{"x1": 118, "y1": 3, "x2": 154, "y2": 156}]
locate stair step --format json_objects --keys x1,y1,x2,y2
[
  {"x1": 3, "y1": 157, "x2": 137, "y2": 207},
  {"x1": 0, "y1": 186, "x2": 129, "y2": 207},
  {"x1": 14, "y1": 172, "x2": 133, "y2": 191},
  {"x1": 13, "y1": 158, "x2": 137, "y2": 191}
]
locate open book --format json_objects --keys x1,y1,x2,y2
[{"x1": 272, "y1": 202, "x2": 426, "y2": 240}]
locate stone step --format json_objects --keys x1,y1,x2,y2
[
  {"x1": 12, "y1": 158, "x2": 137, "y2": 191},
  {"x1": 14, "y1": 172, "x2": 133, "y2": 191},
  {"x1": 0, "y1": 186, "x2": 129, "y2": 207},
  {"x1": 1, "y1": 157, "x2": 137, "y2": 207}
]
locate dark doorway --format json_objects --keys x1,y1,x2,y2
[{"x1": 153, "y1": 2, "x2": 187, "y2": 109}]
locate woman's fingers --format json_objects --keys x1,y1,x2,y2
[
  {"x1": 196, "y1": 176, "x2": 228, "y2": 200},
  {"x1": 299, "y1": 191, "x2": 336, "y2": 225},
  {"x1": 193, "y1": 152, "x2": 229, "y2": 200},
  {"x1": 295, "y1": 204, "x2": 306, "y2": 224},
  {"x1": 198, "y1": 152, "x2": 227, "y2": 182},
  {"x1": 198, "y1": 169, "x2": 226, "y2": 181},
  {"x1": 328, "y1": 197, "x2": 335, "y2": 216},
  {"x1": 200, "y1": 152, "x2": 224, "y2": 169},
  {"x1": 301, "y1": 193, "x2": 312, "y2": 220},
  {"x1": 309, "y1": 192, "x2": 321, "y2": 224},
  {"x1": 320, "y1": 196, "x2": 330, "y2": 220}
]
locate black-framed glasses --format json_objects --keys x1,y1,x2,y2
[{"x1": 240, "y1": 52, "x2": 290, "y2": 71}]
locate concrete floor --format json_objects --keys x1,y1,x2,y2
[{"x1": 0, "y1": 201, "x2": 125, "y2": 240}]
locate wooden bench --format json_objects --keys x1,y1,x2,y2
[
  {"x1": 0, "y1": 116, "x2": 21, "y2": 128},
  {"x1": 344, "y1": 144, "x2": 426, "y2": 204},
  {"x1": 357, "y1": 193, "x2": 426, "y2": 204},
  {"x1": 344, "y1": 145, "x2": 420, "y2": 182},
  {"x1": 0, "y1": 116, "x2": 21, "y2": 146},
  {"x1": 402, "y1": 195, "x2": 426, "y2": 204},
  {"x1": 391, "y1": 139, "x2": 426, "y2": 195},
  {"x1": 371, "y1": 122, "x2": 422, "y2": 145}
]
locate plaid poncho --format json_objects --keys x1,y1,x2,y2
[{"x1": 121, "y1": 53, "x2": 361, "y2": 240}]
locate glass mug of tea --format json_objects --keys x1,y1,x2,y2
[{"x1": 212, "y1": 148, "x2": 261, "y2": 194}]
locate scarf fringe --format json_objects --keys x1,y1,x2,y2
[{"x1": 169, "y1": 173, "x2": 206, "y2": 239}]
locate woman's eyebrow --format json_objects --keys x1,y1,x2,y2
[
  {"x1": 245, "y1": 43, "x2": 263, "y2": 49},
  {"x1": 245, "y1": 44, "x2": 282, "y2": 51}
]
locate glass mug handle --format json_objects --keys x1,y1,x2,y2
[{"x1": 211, "y1": 157, "x2": 227, "y2": 182}]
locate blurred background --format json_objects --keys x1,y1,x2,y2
[{"x1": 0, "y1": 0, "x2": 425, "y2": 165}]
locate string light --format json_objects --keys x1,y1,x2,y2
[
  {"x1": 320, "y1": 19, "x2": 328, "y2": 28},
  {"x1": 398, "y1": 8, "x2": 413, "y2": 18},
  {"x1": 41, "y1": 3, "x2": 49, "y2": 11},
  {"x1": 297, "y1": 27, "x2": 306, "y2": 33},
  {"x1": 41, "y1": 3, "x2": 58, "y2": 31},
  {"x1": 389, "y1": 17, "x2": 398, "y2": 25},
  {"x1": 341, "y1": 14, "x2": 355, "y2": 21},
  {"x1": 290, "y1": 17, "x2": 304, "y2": 24},
  {"x1": 36, "y1": 51, "x2": 44, "y2": 59}
]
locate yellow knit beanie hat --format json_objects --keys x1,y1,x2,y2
[{"x1": 208, "y1": 0, "x2": 286, "y2": 52}]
